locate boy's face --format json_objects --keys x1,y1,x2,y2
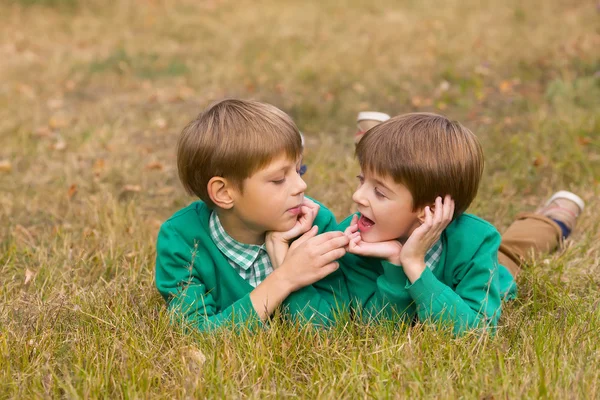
[
  {"x1": 229, "y1": 154, "x2": 307, "y2": 240},
  {"x1": 352, "y1": 170, "x2": 423, "y2": 243}
]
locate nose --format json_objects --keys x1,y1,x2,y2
[
  {"x1": 292, "y1": 173, "x2": 307, "y2": 196},
  {"x1": 352, "y1": 185, "x2": 367, "y2": 206}
]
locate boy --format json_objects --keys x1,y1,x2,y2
[
  {"x1": 337, "y1": 112, "x2": 585, "y2": 334},
  {"x1": 155, "y1": 99, "x2": 349, "y2": 331}
]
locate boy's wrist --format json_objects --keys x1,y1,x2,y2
[
  {"x1": 401, "y1": 259, "x2": 427, "y2": 283},
  {"x1": 269, "y1": 266, "x2": 297, "y2": 294}
]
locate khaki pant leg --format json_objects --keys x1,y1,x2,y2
[{"x1": 498, "y1": 213, "x2": 563, "y2": 278}]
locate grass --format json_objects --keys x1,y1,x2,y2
[{"x1": 1, "y1": 0, "x2": 599, "y2": 397}]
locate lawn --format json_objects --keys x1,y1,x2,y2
[{"x1": 1, "y1": 0, "x2": 599, "y2": 398}]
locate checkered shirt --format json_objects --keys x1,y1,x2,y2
[
  {"x1": 425, "y1": 239, "x2": 443, "y2": 271},
  {"x1": 209, "y1": 212, "x2": 273, "y2": 288}
]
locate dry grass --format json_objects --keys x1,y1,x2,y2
[{"x1": 1, "y1": 0, "x2": 599, "y2": 398}]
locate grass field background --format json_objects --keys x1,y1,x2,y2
[{"x1": 1, "y1": 0, "x2": 599, "y2": 398}]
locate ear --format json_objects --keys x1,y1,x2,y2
[
  {"x1": 416, "y1": 202, "x2": 434, "y2": 224},
  {"x1": 207, "y1": 177, "x2": 236, "y2": 210}
]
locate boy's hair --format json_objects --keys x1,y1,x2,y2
[
  {"x1": 177, "y1": 99, "x2": 302, "y2": 207},
  {"x1": 356, "y1": 112, "x2": 484, "y2": 218}
]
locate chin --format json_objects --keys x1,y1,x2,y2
[
  {"x1": 277, "y1": 220, "x2": 297, "y2": 232},
  {"x1": 361, "y1": 229, "x2": 400, "y2": 243}
]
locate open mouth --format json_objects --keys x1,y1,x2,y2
[{"x1": 357, "y1": 215, "x2": 375, "y2": 232}]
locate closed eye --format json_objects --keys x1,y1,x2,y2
[{"x1": 374, "y1": 187, "x2": 386, "y2": 198}]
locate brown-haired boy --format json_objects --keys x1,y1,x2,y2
[
  {"x1": 334, "y1": 112, "x2": 584, "y2": 334},
  {"x1": 155, "y1": 99, "x2": 349, "y2": 331}
]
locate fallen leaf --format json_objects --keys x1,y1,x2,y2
[
  {"x1": 323, "y1": 92, "x2": 334, "y2": 101},
  {"x1": 411, "y1": 96, "x2": 423, "y2": 107},
  {"x1": 52, "y1": 139, "x2": 67, "y2": 151},
  {"x1": 49, "y1": 115, "x2": 68, "y2": 130},
  {"x1": 65, "y1": 80, "x2": 76, "y2": 91},
  {"x1": 122, "y1": 184, "x2": 142, "y2": 192},
  {"x1": 47, "y1": 98, "x2": 64, "y2": 110},
  {"x1": 153, "y1": 117, "x2": 167, "y2": 129},
  {"x1": 145, "y1": 161, "x2": 164, "y2": 171},
  {"x1": 533, "y1": 155, "x2": 547, "y2": 167},
  {"x1": 0, "y1": 160, "x2": 12, "y2": 172},
  {"x1": 35, "y1": 126, "x2": 52, "y2": 138},
  {"x1": 93, "y1": 159, "x2": 105, "y2": 175},
  {"x1": 577, "y1": 136, "x2": 592, "y2": 146},
  {"x1": 67, "y1": 184, "x2": 77, "y2": 199},
  {"x1": 181, "y1": 346, "x2": 206, "y2": 372},
  {"x1": 17, "y1": 83, "x2": 36, "y2": 98},
  {"x1": 24, "y1": 268, "x2": 35, "y2": 285},
  {"x1": 499, "y1": 80, "x2": 513, "y2": 94},
  {"x1": 352, "y1": 82, "x2": 366, "y2": 93},
  {"x1": 438, "y1": 80, "x2": 450, "y2": 92},
  {"x1": 125, "y1": 251, "x2": 137, "y2": 259}
]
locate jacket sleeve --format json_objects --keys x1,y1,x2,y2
[
  {"x1": 379, "y1": 229, "x2": 503, "y2": 335},
  {"x1": 155, "y1": 222, "x2": 260, "y2": 332}
]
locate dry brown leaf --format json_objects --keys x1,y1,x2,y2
[
  {"x1": 0, "y1": 160, "x2": 12, "y2": 172},
  {"x1": 49, "y1": 116, "x2": 68, "y2": 130},
  {"x1": 153, "y1": 117, "x2": 167, "y2": 129},
  {"x1": 122, "y1": 184, "x2": 142, "y2": 193},
  {"x1": 125, "y1": 251, "x2": 137, "y2": 259},
  {"x1": 93, "y1": 159, "x2": 105, "y2": 175},
  {"x1": 35, "y1": 126, "x2": 52, "y2": 138},
  {"x1": 145, "y1": 161, "x2": 164, "y2": 171},
  {"x1": 67, "y1": 184, "x2": 77, "y2": 199},
  {"x1": 65, "y1": 80, "x2": 76, "y2": 91},
  {"x1": 47, "y1": 98, "x2": 64, "y2": 110},
  {"x1": 181, "y1": 346, "x2": 206, "y2": 372},
  {"x1": 577, "y1": 136, "x2": 592, "y2": 146},
  {"x1": 533, "y1": 155, "x2": 547, "y2": 167},
  {"x1": 352, "y1": 82, "x2": 366, "y2": 93},
  {"x1": 24, "y1": 268, "x2": 35, "y2": 285}
]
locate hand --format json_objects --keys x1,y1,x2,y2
[
  {"x1": 397, "y1": 195, "x2": 455, "y2": 282},
  {"x1": 344, "y1": 214, "x2": 403, "y2": 261},
  {"x1": 279, "y1": 198, "x2": 321, "y2": 242},
  {"x1": 274, "y1": 227, "x2": 349, "y2": 292},
  {"x1": 266, "y1": 198, "x2": 320, "y2": 268}
]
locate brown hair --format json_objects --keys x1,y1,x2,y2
[
  {"x1": 177, "y1": 99, "x2": 302, "y2": 207},
  {"x1": 356, "y1": 112, "x2": 484, "y2": 218}
]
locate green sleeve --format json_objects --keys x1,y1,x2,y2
[
  {"x1": 155, "y1": 222, "x2": 260, "y2": 332},
  {"x1": 283, "y1": 203, "x2": 351, "y2": 325},
  {"x1": 385, "y1": 230, "x2": 503, "y2": 335}
]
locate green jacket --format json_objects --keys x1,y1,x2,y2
[
  {"x1": 334, "y1": 213, "x2": 517, "y2": 335},
  {"x1": 154, "y1": 199, "x2": 345, "y2": 331}
]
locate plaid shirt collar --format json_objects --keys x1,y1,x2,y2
[
  {"x1": 425, "y1": 239, "x2": 443, "y2": 271},
  {"x1": 209, "y1": 211, "x2": 267, "y2": 270},
  {"x1": 208, "y1": 211, "x2": 273, "y2": 287}
]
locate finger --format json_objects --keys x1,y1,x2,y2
[
  {"x1": 316, "y1": 234, "x2": 350, "y2": 254},
  {"x1": 424, "y1": 206, "x2": 433, "y2": 228},
  {"x1": 319, "y1": 247, "x2": 347, "y2": 264},
  {"x1": 433, "y1": 196, "x2": 443, "y2": 226},
  {"x1": 316, "y1": 261, "x2": 339, "y2": 280},
  {"x1": 307, "y1": 230, "x2": 346, "y2": 246},
  {"x1": 444, "y1": 195, "x2": 454, "y2": 223},
  {"x1": 345, "y1": 223, "x2": 359, "y2": 235},
  {"x1": 293, "y1": 225, "x2": 318, "y2": 247},
  {"x1": 351, "y1": 214, "x2": 358, "y2": 226}
]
